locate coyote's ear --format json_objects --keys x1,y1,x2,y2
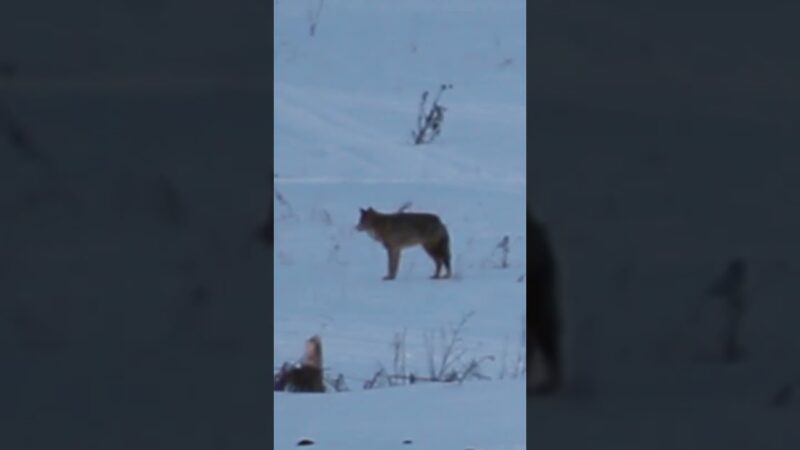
[
  {"x1": 367, "y1": 207, "x2": 374, "y2": 212},
  {"x1": 359, "y1": 207, "x2": 366, "y2": 213}
]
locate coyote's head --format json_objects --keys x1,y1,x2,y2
[{"x1": 355, "y1": 207, "x2": 378, "y2": 232}]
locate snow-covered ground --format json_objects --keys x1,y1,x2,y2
[
  {"x1": 274, "y1": 1, "x2": 527, "y2": 449},
  {"x1": 276, "y1": 1, "x2": 800, "y2": 449},
  {"x1": 275, "y1": 381, "x2": 525, "y2": 450}
]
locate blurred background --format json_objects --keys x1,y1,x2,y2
[
  {"x1": 529, "y1": 1, "x2": 800, "y2": 448},
  {"x1": 0, "y1": 1, "x2": 271, "y2": 448}
]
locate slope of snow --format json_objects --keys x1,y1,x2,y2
[
  {"x1": 276, "y1": 1, "x2": 800, "y2": 449},
  {"x1": 274, "y1": 1, "x2": 527, "y2": 449},
  {"x1": 275, "y1": 381, "x2": 526, "y2": 450}
]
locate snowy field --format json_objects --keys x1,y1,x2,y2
[
  {"x1": 274, "y1": 1, "x2": 527, "y2": 449},
  {"x1": 275, "y1": 1, "x2": 800, "y2": 449}
]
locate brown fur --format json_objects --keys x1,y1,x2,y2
[
  {"x1": 356, "y1": 207, "x2": 451, "y2": 280},
  {"x1": 274, "y1": 335, "x2": 325, "y2": 393}
]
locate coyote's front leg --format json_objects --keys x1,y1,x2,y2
[{"x1": 384, "y1": 246, "x2": 400, "y2": 280}]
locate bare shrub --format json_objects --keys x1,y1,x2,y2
[
  {"x1": 480, "y1": 235, "x2": 512, "y2": 269},
  {"x1": 411, "y1": 84, "x2": 452, "y2": 145},
  {"x1": 275, "y1": 189, "x2": 296, "y2": 220},
  {"x1": 498, "y1": 316, "x2": 526, "y2": 380},
  {"x1": 363, "y1": 313, "x2": 495, "y2": 389},
  {"x1": 307, "y1": 0, "x2": 325, "y2": 37},
  {"x1": 423, "y1": 311, "x2": 492, "y2": 382},
  {"x1": 326, "y1": 373, "x2": 349, "y2": 392},
  {"x1": 496, "y1": 235, "x2": 510, "y2": 268},
  {"x1": 392, "y1": 329, "x2": 408, "y2": 379}
]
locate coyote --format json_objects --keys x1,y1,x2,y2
[
  {"x1": 356, "y1": 207, "x2": 451, "y2": 280},
  {"x1": 528, "y1": 212, "x2": 563, "y2": 395}
]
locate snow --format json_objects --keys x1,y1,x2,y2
[
  {"x1": 1, "y1": 0, "x2": 796, "y2": 448},
  {"x1": 276, "y1": 1, "x2": 800, "y2": 449},
  {"x1": 275, "y1": 381, "x2": 525, "y2": 450},
  {"x1": 275, "y1": 0, "x2": 526, "y2": 449}
]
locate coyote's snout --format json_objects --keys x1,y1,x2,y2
[{"x1": 356, "y1": 207, "x2": 451, "y2": 280}]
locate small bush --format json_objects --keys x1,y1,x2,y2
[{"x1": 411, "y1": 84, "x2": 452, "y2": 145}]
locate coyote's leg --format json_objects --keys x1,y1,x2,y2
[
  {"x1": 427, "y1": 236, "x2": 451, "y2": 279},
  {"x1": 384, "y1": 247, "x2": 400, "y2": 280},
  {"x1": 441, "y1": 254, "x2": 451, "y2": 279},
  {"x1": 422, "y1": 243, "x2": 442, "y2": 278}
]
